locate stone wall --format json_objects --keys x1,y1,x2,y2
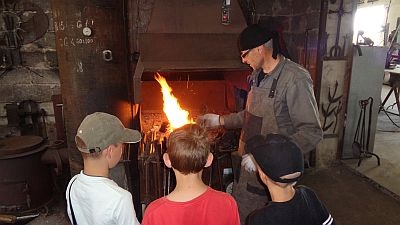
[
  {"x1": 250, "y1": 0, "x2": 322, "y2": 82},
  {"x1": 0, "y1": 0, "x2": 60, "y2": 140}
]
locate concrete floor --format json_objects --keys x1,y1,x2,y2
[
  {"x1": 22, "y1": 164, "x2": 400, "y2": 225},
  {"x1": 22, "y1": 85, "x2": 400, "y2": 225},
  {"x1": 300, "y1": 166, "x2": 400, "y2": 225}
]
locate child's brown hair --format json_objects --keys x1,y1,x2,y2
[{"x1": 167, "y1": 124, "x2": 210, "y2": 175}]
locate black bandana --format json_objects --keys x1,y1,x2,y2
[{"x1": 238, "y1": 23, "x2": 291, "y2": 60}]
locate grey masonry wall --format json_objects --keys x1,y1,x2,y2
[{"x1": 0, "y1": 0, "x2": 60, "y2": 140}]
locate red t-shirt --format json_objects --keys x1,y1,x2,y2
[{"x1": 142, "y1": 187, "x2": 240, "y2": 225}]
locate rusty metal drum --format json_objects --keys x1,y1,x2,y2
[{"x1": 0, "y1": 136, "x2": 53, "y2": 213}]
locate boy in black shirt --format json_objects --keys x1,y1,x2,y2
[{"x1": 245, "y1": 134, "x2": 335, "y2": 225}]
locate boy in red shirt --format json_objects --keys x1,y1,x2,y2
[{"x1": 142, "y1": 124, "x2": 240, "y2": 225}]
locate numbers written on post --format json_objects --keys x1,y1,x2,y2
[
  {"x1": 59, "y1": 37, "x2": 94, "y2": 47},
  {"x1": 54, "y1": 18, "x2": 96, "y2": 47},
  {"x1": 54, "y1": 19, "x2": 94, "y2": 32}
]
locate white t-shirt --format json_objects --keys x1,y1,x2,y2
[{"x1": 66, "y1": 171, "x2": 140, "y2": 225}]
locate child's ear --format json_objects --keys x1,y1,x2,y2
[
  {"x1": 102, "y1": 146, "x2": 112, "y2": 158},
  {"x1": 204, "y1": 153, "x2": 213, "y2": 168},
  {"x1": 257, "y1": 167, "x2": 268, "y2": 184},
  {"x1": 163, "y1": 153, "x2": 172, "y2": 168}
]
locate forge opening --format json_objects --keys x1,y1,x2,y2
[{"x1": 137, "y1": 70, "x2": 249, "y2": 205}]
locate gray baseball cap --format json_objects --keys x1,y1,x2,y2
[{"x1": 75, "y1": 112, "x2": 141, "y2": 153}]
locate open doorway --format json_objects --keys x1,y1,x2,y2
[{"x1": 353, "y1": 4, "x2": 386, "y2": 46}]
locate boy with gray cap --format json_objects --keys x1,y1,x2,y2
[
  {"x1": 66, "y1": 112, "x2": 141, "y2": 225},
  {"x1": 245, "y1": 133, "x2": 335, "y2": 225}
]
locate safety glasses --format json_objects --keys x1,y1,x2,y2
[{"x1": 240, "y1": 48, "x2": 253, "y2": 59}]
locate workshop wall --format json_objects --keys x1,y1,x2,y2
[
  {"x1": 0, "y1": 0, "x2": 59, "y2": 139},
  {"x1": 244, "y1": 0, "x2": 322, "y2": 83},
  {"x1": 2, "y1": 0, "x2": 388, "y2": 168},
  {"x1": 0, "y1": 0, "x2": 325, "y2": 141}
]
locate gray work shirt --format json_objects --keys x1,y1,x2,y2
[{"x1": 222, "y1": 58, "x2": 322, "y2": 153}]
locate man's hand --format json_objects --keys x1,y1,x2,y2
[
  {"x1": 241, "y1": 154, "x2": 257, "y2": 172},
  {"x1": 196, "y1": 114, "x2": 220, "y2": 128}
]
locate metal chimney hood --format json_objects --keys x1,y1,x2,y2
[{"x1": 138, "y1": 0, "x2": 248, "y2": 71}]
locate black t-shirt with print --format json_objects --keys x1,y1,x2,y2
[{"x1": 246, "y1": 185, "x2": 335, "y2": 225}]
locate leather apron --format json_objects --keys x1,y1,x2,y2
[
  {"x1": 238, "y1": 60, "x2": 287, "y2": 155},
  {"x1": 232, "y1": 59, "x2": 287, "y2": 224}
]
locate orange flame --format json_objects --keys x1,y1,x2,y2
[{"x1": 154, "y1": 73, "x2": 193, "y2": 130}]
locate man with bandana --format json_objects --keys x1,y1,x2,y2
[{"x1": 197, "y1": 20, "x2": 322, "y2": 224}]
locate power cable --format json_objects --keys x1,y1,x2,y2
[{"x1": 377, "y1": 106, "x2": 400, "y2": 132}]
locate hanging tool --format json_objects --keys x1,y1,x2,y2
[
  {"x1": 322, "y1": 32, "x2": 329, "y2": 57},
  {"x1": 352, "y1": 97, "x2": 380, "y2": 167},
  {"x1": 353, "y1": 44, "x2": 363, "y2": 56},
  {"x1": 341, "y1": 34, "x2": 349, "y2": 57},
  {"x1": 328, "y1": 0, "x2": 351, "y2": 57},
  {"x1": 303, "y1": 28, "x2": 311, "y2": 70}
]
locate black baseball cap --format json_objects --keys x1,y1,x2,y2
[{"x1": 246, "y1": 134, "x2": 304, "y2": 183}]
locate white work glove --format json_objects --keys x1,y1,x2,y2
[
  {"x1": 241, "y1": 154, "x2": 257, "y2": 173},
  {"x1": 197, "y1": 113, "x2": 220, "y2": 128}
]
